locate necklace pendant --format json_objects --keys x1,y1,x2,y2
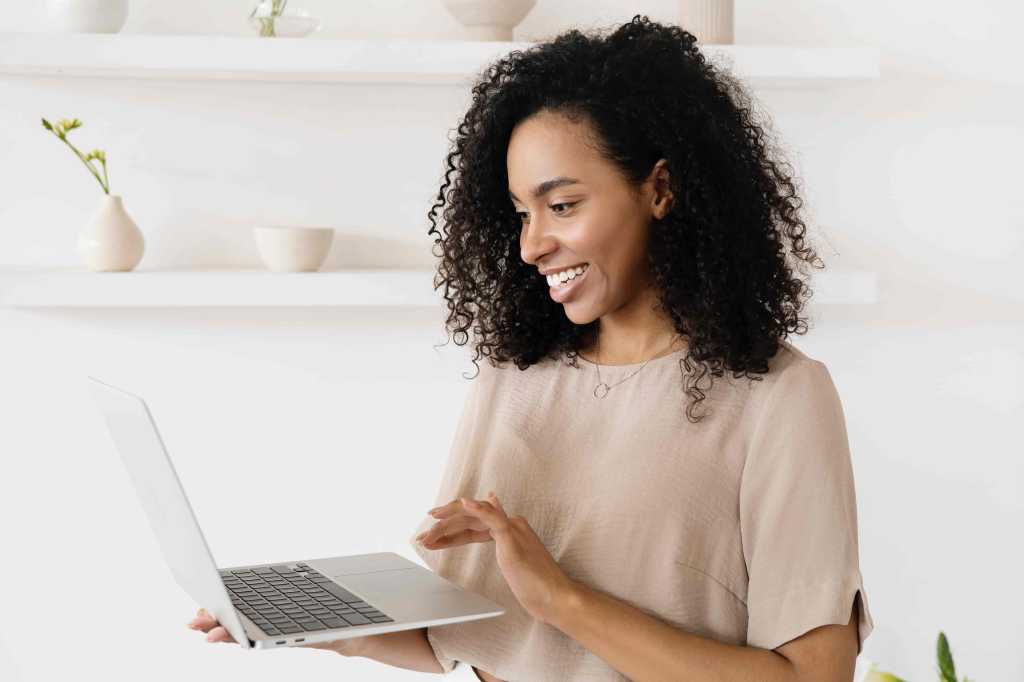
[{"x1": 594, "y1": 382, "x2": 611, "y2": 399}]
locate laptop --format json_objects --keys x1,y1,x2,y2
[{"x1": 87, "y1": 375, "x2": 505, "y2": 649}]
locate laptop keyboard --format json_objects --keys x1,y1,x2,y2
[{"x1": 219, "y1": 562, "x2": 394, "y2": 636}]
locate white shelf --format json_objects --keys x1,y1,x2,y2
[
  {"x1": 0, "y1": 266, "x2": 877, "y2": 307},
  {"x1": 0, "y1": 33, "x2": 879, "y2": 87},
  {"x1": 0, "y1": 267, "x2": 443, "y2": 307}
]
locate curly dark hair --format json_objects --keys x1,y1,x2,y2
[{"x1": 426, "y1": 14, "x2": 825, "y2": 423}]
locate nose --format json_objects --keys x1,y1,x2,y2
[{"x1": 519, "y1": 214, "x2": 557, "y2": 267}]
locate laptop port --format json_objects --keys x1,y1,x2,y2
[
  {"x1": 275, "y1": 641, "x2": 286, "y2": 645},
  {"x1": 295, "y1": 638, "x2": 305, "y2": 643}
]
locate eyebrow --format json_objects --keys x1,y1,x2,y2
[{"x1": 509, "y1": 176, "x2": 582, "y2": 203}]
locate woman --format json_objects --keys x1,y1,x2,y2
[{"x1": 190, "y1": 15, "x2": 874, "y2": 681}]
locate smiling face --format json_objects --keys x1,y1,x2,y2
[{"x1": 509, "y1": 109, "x2": 672, "y2": 331}]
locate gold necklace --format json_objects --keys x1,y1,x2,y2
[{"x1": 593, "y1": 333, "x2": 681, "y2": 399}]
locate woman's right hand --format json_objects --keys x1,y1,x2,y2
[
  {"x1": 187, "y1": 607, "x2": 358, "y2": 653},
  {"x1": 415, "y1": 498, "x2": 495, "y2": 550}
]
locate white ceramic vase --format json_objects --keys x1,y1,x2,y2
[
  {"x1": 78, "y1": 194, "x2": 145, "y2": 272},
  {"x1": 441, "y1": 0, "x2": 537, "y2": 41},
  {"x1": 46, "y1": 0, "x2": 130, "y2": 34},
  {"x1": 678, "y1": 0, "x2": 734, "y2": 44}
]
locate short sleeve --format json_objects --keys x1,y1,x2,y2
[
  {"x1": 739, "y1": 358, "x2": 874, "y2": 654},
  {"x1": 425, "y1": 626, "x2": 458, "y2": 674}
]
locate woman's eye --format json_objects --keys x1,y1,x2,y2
[{"x1": 516, "y1": 202, "x2": 576, "y2": 222}]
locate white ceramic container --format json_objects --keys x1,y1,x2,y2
[
  {"x1": 253, "y1": 226, "x2": 334, "y2": 272},
  {"x1": 46, "y1": 0, "x2": 130, "y2": 33},
  {"x1": 441, "y1": 0, "x2": 537, "y2": 41},
  {"x1": 78, "y1": 194, "x2": 145, "y2": 272}
]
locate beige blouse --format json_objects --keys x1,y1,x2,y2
[{"x1": 409, "y1": 339, "x2": 874, "y2": 680}]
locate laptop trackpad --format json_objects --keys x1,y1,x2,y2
[{"x1": 331, "y1": 567, "x2": 459, "y2": 604}]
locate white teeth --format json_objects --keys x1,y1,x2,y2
[{"x1": 546, "y1": 264, "x2": 588, "y2": 287}]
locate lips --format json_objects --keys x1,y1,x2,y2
[
  {"x1": 548, "y1": 264, "x2": 590, "y2": 303},
  {"x1": 542, "y1": 263, "x2": 589, "y2": 282},
  {"x1": 544, "y1": 262, "x2": 588, "y2": 276}
]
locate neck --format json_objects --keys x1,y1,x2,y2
[{"x1": 584, "y1": 285, "x2": 685, "y2": 365}]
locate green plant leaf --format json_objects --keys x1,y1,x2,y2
[
  {"x1": 41, "y1": 117, "x2": 53, "y2": 131},
  {"x1": 937, "y1": 632, "x2": 957, "y2": 682}
]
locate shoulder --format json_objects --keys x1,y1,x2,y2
[
  {"x1": 463, "y1": 352, "x2": 564, "y2": 382},
  {"x1": 740, "y1": 340, "x2": 840, "y2": 430},
  {"x1": 771, "y1": 338, "x2": 824, "y2": 372},
  {"x1": 458, "y1": 354, "x2": 572, "y2": 415},
  {"x1": 763, "y1": 339, "x2": 833, "y2": 395},
  {"x1": 739, "y1": 343, "x2": 853, "y2": 486},
  {"x1": 457, "y1": 353, "x2": 542, "y2": 392}
]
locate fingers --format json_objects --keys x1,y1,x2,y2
[
  {"x1": 430, "y1": 492, "x2": 506, "y2": 520},
  {"x1": 187, "y1": 608, "x2": 218, "y2": 633},
  {"x1": 417, "y1": 515, "x2": 468, "y2": 544},
  {"x1": 187, "y1": 608, "x2": 235, "y2": 643},
  {"x1": 417, "y1": 512, "x2": 491, "y2": 545},
  {"x1": 459, "y1": 496, "x2": 513, "y2": 536},
  {"x1": 487, "y1": 491, "x2": 507, "y2": 517},
  {"x1": 205, "y1": 626, "x2": 235, "y2": 643},
  {"x1": 418, "y1": 528, "x2": 492, "y2": 549},
  {"x1": 428, "y1": 499, "x2": 463, "y2": 519},
  {"x1": 420, "y1": 493, "x2": 510, "y2": 548}
]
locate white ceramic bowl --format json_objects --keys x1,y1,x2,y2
[
  {"x1": 253, "y1": 226, "x2": 334, "y2": 272},
  {"x1": 441, "y1": 0, "x2": 537, "y2": 41},
  {"x1": 47, "y1": 0, "x2": 129, "y2": 33}
]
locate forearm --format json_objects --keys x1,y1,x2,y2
[
  {"x1": 549, "y1": 581, "x2": 798, "y2": 682},
  {"x1": 339, "y1": 627, "x2": 445, "y2": 673}
]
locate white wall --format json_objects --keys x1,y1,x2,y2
[{"x1": 1, "y1": 1, "x2": 1021, "y2": 681}]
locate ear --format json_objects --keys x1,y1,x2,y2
[{"x1": 647, "y1": 158, "x2": 675, "y2": 219}]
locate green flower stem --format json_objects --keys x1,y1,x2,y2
[
  {"x1": 258, "y1": 0, "x2": 288, "y2": 37},
  {"x1": 58, "y1": 135, "x2": 108, "y2": 194}
]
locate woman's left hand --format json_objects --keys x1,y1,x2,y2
[{"x1": 417, "y1": 491, "x2": 578, "y2": 625}]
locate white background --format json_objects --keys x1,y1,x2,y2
[{"x1": 1, "y1": 1, "x2": 1021, "y2": 680}]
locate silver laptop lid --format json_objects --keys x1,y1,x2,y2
[{"x1": 86, "y1": 376, "x2": 251, "y2": 648}]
